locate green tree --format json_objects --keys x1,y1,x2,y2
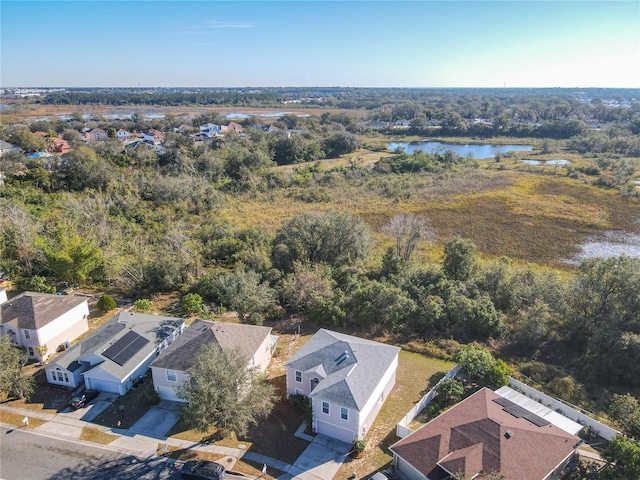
[
  {"x1": 57, "y1": 146, "x2": 112, "y2": 191},
  {"x1": 207, "y1": 268, "x2": 276, "y2": 324},
  {"x1": 609, "y1": 394, "x2": 640, "y2": 439},
  {"x1": 436, "y1": 378, "x2": 464, "y2": 406},
  {"x1": 97, "y1": 294, "x2": 117, "y2": 313},
  {"x1": 0, "y1": 336, "x2": 35, "y2": 400},
  {"x1": 177, "y1": 344, "x2": 276, "y2": 437},
  {"x1": 180, "y1": 293, "x2": 204, "y2": 315},
  {"x1": 601, "y1": 435, "x2": 640, "y2": 480},
  {"x1": 443, "y1": 236, "x2": 479, "y2": 282},
  {"x1": 17, "y1": 275, "x2": 56, "y2": 294},
  {"x1": 273, "y1": 210, "x2": 371, "y2": 271},
  {"x1": 453, "y1": 344, "x2": 511, "y2": 387}
]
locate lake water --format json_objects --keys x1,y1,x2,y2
[{"x1": 388, "y1": 141, "x2": 533, "y2": 158}]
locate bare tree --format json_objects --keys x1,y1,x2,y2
[{"x1": 383, "y1": 214, "x2": 435, "y2": 263}]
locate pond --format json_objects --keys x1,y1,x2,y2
[
  {"x1": 567, "y1": 231, "x2": 640, "y2": 264},
  {"x1": 388, "y1": 141, "x2": 533, "y2": 158},
  {"x1": 523, "y1": 159, "x2": 571, "y2": 165}
]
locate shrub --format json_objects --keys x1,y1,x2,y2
[
  {"x1": 352, "y1": 438, "x2": 366, "y2": 455},
  {"x1": 97, "y1": 294, "x2": 117, "y2": 313},
  {"x1": 288, "y1": 394, "x2": 312, "y2": 426},
  {"x1": 145, "y1": 388, "x2": 161, "y2": 406},
  {"x1": 134, "y1": 298, "x2": 153, "y2": 311},
  {"x1": 436, "y1": 378, "x2": 464, "y2": 406},
  {"x1": 180, "y1": 293, "x2": 203, "y2": 315}
]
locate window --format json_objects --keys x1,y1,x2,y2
[
  {"x1": 322, "y1": 401, "x2": 329, "y2": 414},
  {"x1": 341, "y1": 407, "x2": 348, "y2": 420},
  {"x1": 23, "y1": 330, "x2": 30, "y2": 340},
  {"x1": 311, "y1": 378, "x2": 319, "y2": 391},
  {"x1": 28, "y1": 347, "x2": 34, "y2": 357},
  {"x1": 295, "y1": 370, "x2": 302, "y2": 383},
  {"x1": 166, "y1": 370, "x2": 177, "y2": 382},
  {"x1": 295, "y1": 388, "x2": 303, "y2": 396}
]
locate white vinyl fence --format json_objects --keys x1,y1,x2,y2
[{"x1": 396, "y1": 365, "x2": 460, "y2": 439}]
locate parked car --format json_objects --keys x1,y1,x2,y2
[
  {"x1": 69, "y1": 389, "x2": 100, "y2": 409},
  {"x1": 182, "y1": 460, "x2": 226, "y2": 480}
]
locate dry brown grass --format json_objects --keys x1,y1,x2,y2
[
  {"x1": 0, "y1": 409, "x2": 46, "y2": 428},
  {"x1": 80, "y1": 426, "x2": 119, "y2": 444}
]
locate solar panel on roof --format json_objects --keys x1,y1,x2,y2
[
  {"x1": 492, "y1": 397, "x2": 550, "y2": 427},
  {"x1": 102, "y1": 330, "x2": 149, "y2": 366}
]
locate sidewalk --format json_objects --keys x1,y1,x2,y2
[{"x1": 0, "y1": 404, "x2": 348, "y2": 480}]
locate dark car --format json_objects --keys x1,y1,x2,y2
[
  {"x1": 69, "y1": 389, "x2": 100, "y2": 409},
  {"x1": 182, "y1": 460, "x2": 226, "y2": 480}
]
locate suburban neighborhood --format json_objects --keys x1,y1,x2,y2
[{"x1": 0, "y1": 285, "x2": 622, "y2": 480}]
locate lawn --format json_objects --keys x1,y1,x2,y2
[
  {"x1": 80, "y1": 426, "x2": 119, "y2": 445},
  {"x1": 0, "y1": 409, "x2": 46, "y2": 429},
  {"x1": 336, "y1": 351, "x2": 454, "y2": 480}
]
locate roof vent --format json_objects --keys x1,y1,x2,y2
[
  {"x1": 505, "y1": 430, "x2": 513, "y2": 439},
  {"x1": 336, "y1": 352, "x2": 349, "y2": 366}
]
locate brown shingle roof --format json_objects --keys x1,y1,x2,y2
[
  {"x1": 0, "y1": 292, "x2": 87, "y2": 330},
  {"x1": 150, "y1": 320, "x2": 271, "y2": 372},
  {"x1": 390, "y1": 388, "x2": 579, "y2": 480}
]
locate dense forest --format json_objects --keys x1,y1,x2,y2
[{"x1": 1, "y1": 89, "x2": 640, "y2": 437}]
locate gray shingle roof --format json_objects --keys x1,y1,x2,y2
[
  {"x1": 150, "y1": 320, "x2": 272, "y2": 372},
  {"x1": 52, "y1": 311, "x2": 184, "y2": 381},
  {"x1": 1, "y1": 292, "x2": 87, "y2": 330},
  {"x1": 285, "y1": 329, "x2": 400, "y2": 411}
]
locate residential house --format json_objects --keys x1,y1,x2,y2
[
  {"x1": 84, "y1": 128, "x2": 108, "y2": 142},
  {"x1": 389, "y1": 388, "x2": 581, "y2": 480},
  {"x1": 174, "y1": 124, "x2": 195, "y2": 133},
  {"x1": 221, "y1": 122, "x2": 243, "y2": 133},
  {"x1": 199, "y1": 123, "x2": 221, "y2": 136},
  {"x1": 33, "y1": 132, "x2": 71, "y2": 154},
  {"x1": 0, "y1": 140, "x2": 20, "y2": 156},
  {"x1": 45, "y1": 312, "x2": 185, "y2": 394},
  {"x1": 361, "y1": 121, "x2": 390, "y2": 129},
  {"x1": 150, "y1": 319, "x2": 277, "y2": 402},
  {"x1": 285, "y1": 329, "x2": 400, "y2": 443},
  {"x1": 116, "y1": 129, "x2": 131, "y2": 142},
  {"x1": 0, "y1": 291, "x2": 89, "y2": 362},
  {"x1": 143, "y1": 129, "x2": 165, "y2": 145}
]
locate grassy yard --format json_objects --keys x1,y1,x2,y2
[
  {"x1": 0, "y1": 409, "x2": 46, "y2": 429},
  {"x1": 336, "y1": 351, "x2": 454, "y2": 480},
  {"x1": 80, "y1": 426, "x2": 119, "y2": 445}
]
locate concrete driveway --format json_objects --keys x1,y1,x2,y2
[
  {"x1": 57, "y1": 392, "x2": 117, "y2": 422},
  {"x1": 127, "y1": 400, "x2": 181, "y2": 439},
  {"x1": 288, "y1": 435, "x2": 351, "y2": 480}
]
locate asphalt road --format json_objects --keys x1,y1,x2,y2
[{"x1": 0, "y1": 426, "x2": 180, "y2": 480}]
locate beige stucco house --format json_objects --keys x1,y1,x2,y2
[
  {"x1": 285, "y1": 329, "x2": 401, "y2": 444},
  {"x1": 150, "y1": 320, "x2": 277, "y2": 402},
  {"x1": 0, "y1": 290, "x2": 89, "y2": 362}
]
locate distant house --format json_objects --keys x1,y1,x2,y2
[
  {"x1": 143, "y1": 129, "x2": 165, "y2": 145},
  {"x1": 150, "y1": 319, "x2": 277, "y2": 402},
  {"x1": 45, "y1": 312, "x2": 185, "y2": 394},
  {"x1": 174, "y1": 124, "x2": 195, "y2": 133},
  {"x1": 116, "y1": 129, "x2": 130, "y2": 142},
  {"x1": 199, "y1": 123, "x2": 221, "y2": 136},
  {"x1": 362, "y1": 120, "x2": 389, "y2": 129},
  {"x1": 84, "y1": 128, "x2": 108, "y2": 142},
  {"x1": 0, "y1": 291, "x2": 89, "y2": 362},
  {"x1": 285, "y1": 329, "x2": 400, "y2": 443},
  {"x1": 221, "y1": 122, "x2": 243, "y2": 133},
  {"x1": 0, "y1": 140, "x2": 20, "y2": 156},
  {"x1": 390, "y1": 387, "x2": 581, "y2": 480}
]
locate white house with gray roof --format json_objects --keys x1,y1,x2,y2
[
  {"x1": 150, "y1": 320, "x2": 277, "y2": 402},
  {"x1": 0, "y1": 291, "x2": 89, "y2": 362},
  {"x1": 285, "y1": 329, "x2": 400, "y2": 444},
  {"x1": 45, "y1": 311, "x2": 185, "y2": 394}
]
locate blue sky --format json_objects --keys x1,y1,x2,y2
[{"x1": 1, "y1": 1, "x2": 639, "y2": 88}]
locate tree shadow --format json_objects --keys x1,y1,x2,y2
[
  {"x1": 43, "y1": 454, "x2": 178, "y2": 480},
  {"x1": 419, "y1": 371, "x2": 448, "y2": 396}
]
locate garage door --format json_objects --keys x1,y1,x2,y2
[
  {"x1": 316, "y1": 420, "x2": 354, "y2": 444},
  {"x1": 85, "y1": 377, "x2": 121, "y2": 394},
  {"x1": 157, "y1": 386, "x2": 183, "y2": 402}
]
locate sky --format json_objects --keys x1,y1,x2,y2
[{"x1": 1, "y1": 0, "x2": 639, "y2": 88}]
